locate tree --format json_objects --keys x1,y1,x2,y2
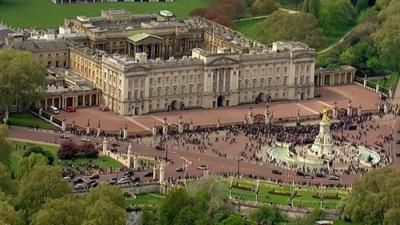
[
  {"x1": 140, "y1": 206, "x2": 159, "y2": 225},
  {"x1": 319, "y1": 0, "x2": 356, "y2": 32},
  {"x1": 31, "y1": 196, "x2": 86, "y2": 225},
  {"x1": 250, "y1": 205, "x2": 283, "y2": 225},
  {"x1": 0, "y1": 201, "x2": 22, "y2": 225},
  {"x1": 15, "y1": 153, "x2": 48, "y2": 180},
  {"x1": 16, "y1": 166, "x2": 70, "y2": 221},
  {"x1": 374, "y1": 14, "x2": 400, "y2": 72},
  {"x1": 79, "y1": 143, "x2": 99, "y2": 158},
  {"x1": 189, "y1": 8, "x2": 208, "y2": 17},
  {"x1": 23, "y1": 145, "x2": 54, "y2": 165},
  {"x1": 0, "y1": 50, "x2": 46, "y2": 114},
  {"x1": 355, "y1": 0, "x2": 370, "y2": 12},
  {"x1": 344, "y1": 168, "x2": 400, "y2": 225},
  {"x1": 256, "y1": 11, "x2": 325, "y2": 48},
  {"x1": 0, "y1": 126, "x2": 11, "y2": 168},
  {"x1": 218, "y1": 214, "x2": 245, "y2": 225},
  {"x1": 85, "y1": 185, "x2": 127, "y2": 209},
  {"x1": 251, "y1": 0, "x2": 279, "y2": 15},
  {"x1": 0, "y1": 164, "x2": 15, "y2": 195},
  {"x1": 158, "y1": 187, "x2": 192, "y2": 225},
  {"x1": 58, "y1": 140, "x2": 78, "y2": 159},
  {"x1": 213, "y1": 15, "x2": 233, "y2": 28},
  {"x1": 83, "y1": 199, "x2": 127, "y2": 225},
  {"x1": 303, "y1": 0, "x2": 321, "y2": 18}
]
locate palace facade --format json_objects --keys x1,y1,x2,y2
[{"x1": 9, "y1": 9, "x2": 316, "y2": 115}]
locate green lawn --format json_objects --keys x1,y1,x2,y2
[
  {"x1": 126, "y1": 193, "x2": 165, "y2": 207},
  {"x1": 9, "y1": 140, "x2": 123, "y2": 172},
  {"x1": 370, "y1": 73, "x2": 399, "y2": 91},
  {"x1": 234, "y1": 18, "x2": 264, "y2": 40},
  {"x1": 0, "y1": 0, "x2": 209, "y2": 28},
  {"x1": 225, "y1": 179, "x2": 348, "y2": 209},
  {"x1": 8, "y1": 112, "x2": 57, "y2": 130}
]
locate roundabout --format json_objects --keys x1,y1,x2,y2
[{"x1": 267, "y1": 107, "x2": 381, "y2": 171}]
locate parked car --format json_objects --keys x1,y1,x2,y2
[
  {"x1": 176, "y1": 167, "x2": 184, "y2": 172},
  {"x1": 197, "y1": 165, "x2": 208, "y2": 170},
  {"x1": 60, "y1": 133, "x2": 70, "y2": 139},
  {"x1": 89, "y1": 174, "x2": 100, "y2": 180},
  {"x1": 130, "y1": 177, "x2": 140, "y2": 183},
  {"x1": 80, "y1": 137, "x2": 91, "y2": 142},
  {"x1": 49, "y1": 106, "x2": 59, "y2": 114},
  {"x1": 73, "y1": 178, "x2": 85, "y2": 185},
  {"x1": 315, "y1": 173, "x2": 326, "y2": 178},
  {"x1": 87, "y1": 180, "x2": 98, "y2": 188},
  {"x1": 117, "y1": 178, "x2": 130, "y2": 185},
  {"x1": 296, "y1": 171, "x2": 305, "y2": 176},
  {"x1": 396, "y1": 140, "x2": 400, "y2": 145},
  {"x1": 108, "y1": 177, "x2": 118, "y2": 185},
  {"x1": 73, "y1": 183, "x2": 86, "y2": 191},
  {"x1": 144, "y1": 171, "x2": 153, "y2": 177},
  {"x1": 328, "y1": 175, "x2": 341, "y2": 181},
  {"x1": 304, "y1": 174, "x2": 314, "y2": 179},
  {"x1": 272, "y1": 169, "x2": 282, "y2": 175},
  {"x1": 124, "y1": 171, "x2": 134, "y2": 178},
  {"x1": 63, "y1": 176, "x2": 72, "y2": 182},
  {"x1": 64, "y1": 106, "x2": 76, "y2": 113}
]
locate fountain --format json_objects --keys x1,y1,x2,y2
[{"x1": 267, "y1": 107, "x2": 381, "y2": 171}]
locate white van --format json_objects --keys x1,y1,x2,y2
[{"x1": 49, "y1": 106, "x2": 59, "y2": 114}]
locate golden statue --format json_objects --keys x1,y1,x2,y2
[{"x1": 322, "y1": 106, "x2": 331, "y2": 123}]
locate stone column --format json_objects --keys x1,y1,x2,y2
[
  {"x1": 133, "y1": 156, "x2": 139, "y2": 169},
  {"x1": 127, "y1": 144, "x2": 132, "y2": 168},
  {"x1": 363, "y1": 79, "x2": 367, "y2": 88},
  {"x1": 384, "y1": 103, "x2": 389, "y2": 114},
  {"x1": 357, "y1": 105, "x2": 362, "y2": 117},
  {"x1": 123, "y1": 123, "x2": 128, "y2": 139},
  {"x1": 159, "y1": 161, "x2": 165, "y2": 184},
  {"x1": 152, "y1": 124, "x2": 157, "y2": 136},
  {"x1": 376, "y1": 84, "x2": 380, "y2": 93},
  {"x1": 102, "y1": 137, "x2": 108, "y2": 155},
  {"x1": 61, "y1": 118, "x2": 66, "y2": 132},
  {"x1": 153, "y1": 165, "x2": 157, "y2": 180}
]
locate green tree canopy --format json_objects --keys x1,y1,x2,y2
[
  {"x1": 0, "y1": 164, "x2": 16, "y2": 196},
  {"x1": 0, "y1": 126, "x2": 11, "y2": 168},
  {"x1": 31, "y1": 196, "x2": 86, "y2": 225},
  {"x1": 16, "y1": 166, "x2": 70, "y2": 221},
  {"x1": 15, "y1": 153, "x2": 49, "y2": 180},
  {"x1": 0, "y1": 201, "x2": 22, "y2": 225},
  {"x1": 85, "y1": 185, "x2": 127, "y2": 209},
  {"x1": 0, "y1": 50, "x2": 46, "y2": 113},
  {"x1": 319, "y1": 0, "x2": 356, "y2": 32},
  {"x1": 344, "y1": 168, "x2": 400, "y2": 225},
  {"x1": 217, "y1": 214, "x2": 245, "y2": 225},
  {"x1": 303, "y1": 0, "x2": 320, "y2": 18},
  {"x1": 251, "y1": 0, "x2": 279, "y2": 16},
  {"x1": 83, "y1": 199, "x2": 127, "y2": 225},
  {"x1": 256, "y1": 11, "x2": 325, "y2": 48},
  {"x1": 374, "y1": 12, "x2": 400, "y2": 72},
  {"x1": 249, "y1": 205, "x2": 283, "y2": 225}
]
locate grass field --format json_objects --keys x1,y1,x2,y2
[
  {"x1": 234, "y1": 18, "x2": 264, "y2": 40},
  {"x1": 9, "y1": 140, "x2": 123, "y2": 172},
  {"x1": 126, "y1": 193, "x2": 165, "y2": 207},
  {"x1": 8, "y1": 112, "x2": 57, "y2": 130},
  {"x1": 370, "y1": 73, "x2": 399, "y2": 91},
  {"x1": 0, "y1": 0, "x2": 209, "y2": 28},
  {"x1": 224, "y1": 178, "x2": 348, "y2": 209}
]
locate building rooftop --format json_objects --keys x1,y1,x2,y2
[
  {"x1": 12, "y1": 40, "x2": 69, "y2": 51},
  {"x1": 127, "y1": 33, "x2": 163, "y2": 43}
]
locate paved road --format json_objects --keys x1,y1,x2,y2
[{"x1": 9, "y1": 113, "x2": 400, "y2": 187}]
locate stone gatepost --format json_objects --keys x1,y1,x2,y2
[
  {"x1": 159, "y1": 161, "x2": 165, "y2": 184},
  {"x1": 102, "y1": 137, "x2": 108, "y2": 156},
  {"x1": 152, "y1": 165, "x2": 157, "y2": 180},
  {"x1": 376, "y1": 84, "x2": 380, "y2": 93},
  {"x1": 178, "y1": 113, "x2": 184, "y2": 134},
  {"x1": 123, "y1": 123, "x2": 128, "y2": 139},
  {"x1": 127, "y1": 143, "x2": 132, "y2": 168},
  {"x1": 162, "y1": 117, "x2": 168, "y2": 135},
  {"x1": 384, "y1": 103, "x2": 389, "y2": 114},
  {"x1": 357, "y1": 105, "x2": 362, "y2": 117},
  {"x1": 152, "y1": 124, "x2": 157, "y2": 136}
]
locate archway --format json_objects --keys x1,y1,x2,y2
[
  {"x1": 217, "y1": 96, "x2": 224, "y2": 107},
  {"x1": 170, "y1": 100, "x2": 178, "y2": 111},
  {"x1": 255, "y1": 92, "x2": 265, "y2": 104}
]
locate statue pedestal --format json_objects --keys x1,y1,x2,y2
[{"x1": 310, "y1": 120, "x2": 333, "y2": 156}]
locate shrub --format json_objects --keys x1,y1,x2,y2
[
  {"x1": 79, "y1": 142, "x2": 99, "y2": 158},
  {"x1": 269, "y1": 189, "x2": 301, "y2": 197},
  {"x1": 58, "y1": 141, "x2": 78, "y2": 160},
  {"x1": 24, "y1": 145, "x2": 54, "y2": 165}
]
